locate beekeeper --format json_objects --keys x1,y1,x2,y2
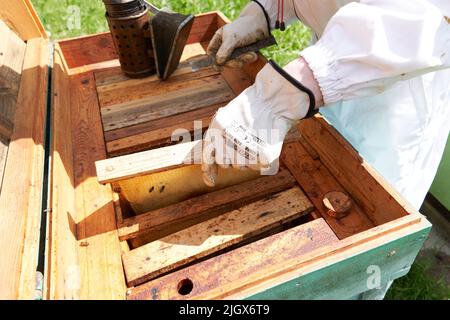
[{"x1": 202, "y1": 0, "x2": 449, "y2": 210}]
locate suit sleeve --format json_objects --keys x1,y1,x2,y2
[{"x1": 300, "y1": 0, "x2": 450, "y2": 105}]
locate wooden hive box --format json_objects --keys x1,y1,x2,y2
[{"x1": 0, "y1": 1, "x2": 431, "y2": 300}]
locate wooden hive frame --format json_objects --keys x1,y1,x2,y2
[{"x1": 0, "y1": 4, "x2": 431, "y2": 300}]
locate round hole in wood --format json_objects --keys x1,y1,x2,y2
[{"x1": 177, "y1": 278, "x2": 193, "y2": 296}]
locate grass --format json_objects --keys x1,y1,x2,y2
[
  {"x1": 386, "y1": 259, "x2": 450, "y2": 300},
  {"x1": 30, "y1": 0, "x2": 311, "y2": 66}
]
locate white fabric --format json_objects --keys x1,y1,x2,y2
[
  {"x1": 201, "y1": 62, "x2": 310, "y2": 187},
  {"x1": 257, "y1": 0, "x2": 450, "y2": 209}
]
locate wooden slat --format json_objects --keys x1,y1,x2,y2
[
  {"x1": 0, "y1": 138, "x2": 8, "y2": 191},
  {"x1": 118, "y1": 170, "x2": 297, "y2": 241},
  {"x1": 127, "y1": 218, "x2": 338, "y2": 299},
  {"x1": 68, "y1": 72, "x2": 126, "y2": 299},
  {"x1": 281, "y1": 140, "x2": 375, "y2": 239},
  {"x1": 94, "y1": 42, "x2": 208, "y2": 88},
  {"x1": 106, "y1": 113, "x2": 214, "y2": 156},
  {"x1": 0, "y1": 38, "x2": 48, "y2": 299},
  {"x1": 105, "y1": 103, "x2": 220, "y2": 143},
  {"x1": 101, "y1": 75, "x2": 233, "y2": 131},
  {"x1": 95, "y1": 61, "x2": 215, "y2": 92},
  {"x1": 123, "y1": 186, "x2": 314, "y2": 286},
  {"x1": 96, "y1": 140, "x2": 202, "y2": 184},
  {"x1": 98, "y1": 64, "x2": 224, "y2": 107},
  {"x1": 299, "y1": 117, "x2": 409, "y2": 225},
  {"x1": 0, "y1": 21, "x2": 26, "y2": 146},
  {"x1": 0, "y1": 0, "x2": 47, "y2": 41},
  {"x1": 0, "y1": 20, "x2": 26, "y2": 99},
  {"x1": 127, "y1": 214, "x2": 427, "y2": 300},
  {"x1": 46, "y1": 44, "x2": 80, "y2": 299}
]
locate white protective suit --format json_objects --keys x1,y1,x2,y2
[{"x1": 257, "y1": 0, "x2": 450, "y2": 210}]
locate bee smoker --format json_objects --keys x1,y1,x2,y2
[{"x1": 103, "y1": 0, "x2": 156, "y2": 78}]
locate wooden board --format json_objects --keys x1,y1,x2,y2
[
  {"x1": 67, "y1": 72, "x2": 126, "y2": 299},
  {"x1": 0, "y1": 0, "x2": 47, "y2": 41},
  {"x1": 298, "y1": 117, "x2": 409, "y2": 225},
  {"x1": 128, "y1": 218, "x2": 339, "y2": 299},
  {"x1": 0, "y1": 20, "x2": 26, "y2": 98},
  {"x1": 105, "y1": 103, "x2": 218, "y2": 156},
  {"x1": 281, "y1": 140, "x2": 375, "y2": 239},
  {"x1": 123, "y1": 186, "x2": 314, "y2": 286},
  {"x1": 117, "y1": 170, "x2": 297, "y2": 241},
  {"x1": 93, "y1": 40, "x2": 239, "y2": 157},
  {"x1": 46, "y1": 44, "x2": 80, "y2": 299},
  {"x1": 0, "y1": 38, "x2": 48, "y2": 299},
  {"x1": 127, "y1": 214, "x2": 428, "y2": 300},
  {"x1": 58, "y1": 33, "x2": 117, "y2": 70},
  {"x1": 0, "y1": 20, "x2": 26, "y2": 143},
  {"x1": 100, "y1": 74, "x2": 233, "y2": 131},
  {"x1": 96, "y1": 140, "x2": 202, "y2": 184}
]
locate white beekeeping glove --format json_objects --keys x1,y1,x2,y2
[
  {"x1": 201, "y1": 60, "x2": 318, "y2": 187},
  {"x1": 207, "y1": 1, "x2": 271, "y2": 68}
]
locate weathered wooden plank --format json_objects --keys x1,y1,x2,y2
[
  {"x1": 69, "y1": 72, "x2": 126, "y2": 299},
  {"x1": 0, "y1": 138, "x2": 8, "y2": 191},
  {"x1": 0, "y1": 0, "x2": 47, "y2": 41},
  {"x1": 298, "y1": 118, "x2": 409, "y2": 225},
  {"x1": 99, "y1": 71, "x2": 228, "y2": 107},
  {"x1": 127, "y1": 218, "x2": 339, "y2": 299},
  {"x1": 46, "y1": 45, "x2": 80, "y2": 300},
  {"x1": 96, "y1": 140, "x2": 202, "y2": 184},
  {"x1": 100, "y1": 75, "x2": 233, "y2": 131},
  {"x1": 128, "y1": 214, "x2": 428, "y2": 300},
  {"x1": 0, "y1": 21, "x2": 26, "y2": 148},
  {"x1": 246, "y1": 216, "x2": 429, "y2": 300},
  {"x1": 104, "y1": 103, "x2": 221, "y2": 143},
  {"x1": 118, "y1": 170, "x2": 297, "y2": 241},
  {"x1": 100, "y1": 76, "x2": 233, "y2": 131},
  {"x1": 0, "y1": 38, "x2": 48, "y2": 299},
  {"x1": 94, "y1": 42, "x2": 208, "y2": 88},
  {"x1": 123, "y1": 186, "x2": 314, "y2": 286},
  {"x1": 106, "y1": 113, "x2": 214, "y2": 156},
  {"x1": 0, "y1": 20, "x2": 26, "y2": 98},
  {"x1": 96, "y1": 63, "x2": 217, "y2": 96},
  {"x1": 0, "y1": 116, "x2": 13, "y2": 142},
  {"x1": 281, "y1": 141, "x2": 375, "y2": 239}
]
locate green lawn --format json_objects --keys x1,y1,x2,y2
[
  {"x1": 30, "y1": 0, "x2": 310, "y2": 66},
  {"x1": 29, "y1": 0, "x2": 449, "y2": 300}
]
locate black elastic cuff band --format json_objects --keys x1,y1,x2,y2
[
  {"x1": 268, "y1": 60, "x2": 318, "y2": 119},
  {"x1": 252, "y1": 0, "x2": 273, "y2": 35}
]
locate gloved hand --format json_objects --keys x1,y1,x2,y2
[
  {"x1": 207, "y1": 1, "x2": 270, "y2": 68},
  {"x1": 201, "y1": 59, "x2": 318, "y2": 187}
]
